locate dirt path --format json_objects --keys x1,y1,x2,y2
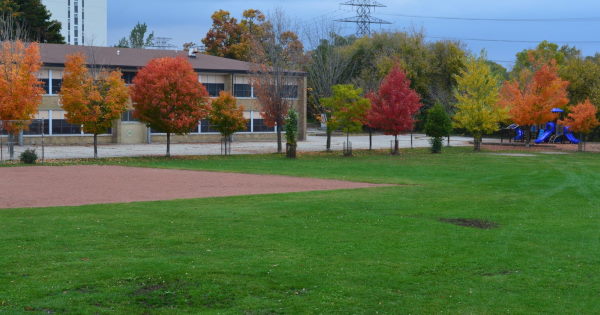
[{"x1": 0, "y1": 165, "x2": 388, "y2": 209}]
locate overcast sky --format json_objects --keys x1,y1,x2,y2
[{"x1": 108, "y1": 0, "x2": 600, "y2": 69}]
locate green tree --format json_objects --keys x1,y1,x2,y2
[
  {"x1": 321, "y1": 84, "x2": 370, "y2": 156},
  {"x1": 116, "y1": 22, "x2": 154, "y2": 48},
  {"x1": 454, "y1": 55, "x2": 508, "y2": 151},
  {"x1": 511, "y1": 41, "x2": 579, "y2": 78},
  {"x1": 285, "y1": 109, "x2": 298, "y2": 158},
  {"x1": 0, "y1": 0, "x2": 64, "y2": 43},
  {"x1": 424, "y1": 103, "x2": 452, "y2": 153}
]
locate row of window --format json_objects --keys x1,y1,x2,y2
[
  {"x1": 39, "y1": 76, "x2": 299, "y2": 100},
  {"x1": 150, "y1": 119, "x2": 275, "y2": 134},
  {"x1": 6, "y1": 119, "x2": 109, "y2": 135}
]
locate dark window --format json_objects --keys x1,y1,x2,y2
[
  {"x1": 23, "y1": 120, "x2": 49, "y2": 135},
  {"x1": 234, "y1": 84, "x2": 251, "y2": 98},
  {"x1": 122, "y1": 72, "x2": 137, "y2": 84},
  {"x1": 253, "y1": 119, "x2": 275, "y2": 132},
  {"x1": 121, "y1": 110, "x2": 138, "y2": 122},
  {"x1": 52, "y1": 119, "x2": 81, "y2": 134},
  {"x1": 245, "y1": 119, "x2": 252, "y2": 132},
  {"x1": 40, "y1": 79, "x2": 49, "y2": 94},
  {"x1": 283, "y1": 85, "x2": 299, "y2": 99},
  {"x1": 200, "y1": 119, "x2": 219, "y2": 133},
  {"x1": 203, "y1": 83, "x2": 225, "y2": 97},
  {"x1": 51, "y1": 79, "x2": 62, "y2": 94}
]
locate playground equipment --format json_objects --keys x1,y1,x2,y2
[{"x1": 534, "y1": 108, "x2": 580, "y2": 144}]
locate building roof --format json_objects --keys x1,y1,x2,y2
[{"x1": 39, "y1": 43, "x2": 254, "y2": 73}]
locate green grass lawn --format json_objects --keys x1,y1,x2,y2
[{"x1": 2, "y1": 148, "x2": 600, "y2": 314}]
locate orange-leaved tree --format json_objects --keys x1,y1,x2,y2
[
  {"x1": 558, "y1": 99, "x2": 599, "y2": 151},
  {"x1": 499, "y1": 61, "x2": 569, "y2": 145},
  {"x1": 0, "y1": 41, "x2": 44, "y2": 158},
  {"x1": 208, "y1": 91, "x2": 247, "y2": 155},
  {"x1": 60, "y1": 53, "x2": 129, "y2": 158},
  {"x1": 131, "y1": 57, "x2": 210, "y2": 157},
  {"x1": 366, "y1": 65, "x2": 423, "y2": 155}
]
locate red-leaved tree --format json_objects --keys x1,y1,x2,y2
[
  {"x1": 131, "y1": 57, "x2": 210, "y2": 157},
  {"x1": 367, "y1": 66, "x2": 423, "y2": 155}
]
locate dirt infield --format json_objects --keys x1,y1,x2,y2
[{"x1": 0, "y1": 165, "x2": 388, "y2": 209}]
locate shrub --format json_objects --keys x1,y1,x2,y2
[
  {"x1": 285, "y1": 109, "x2": 298, "y2": 158},
  {"x1": 424, "y1": 103, "x2": 452, "y2": 153},
  {"x1": 20, "y1": 149, "x2": 38, "y2": 164}
]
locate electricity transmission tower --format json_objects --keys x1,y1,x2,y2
[{"x1": 336, "y1": 0, "x2": 391, "y2": 37}]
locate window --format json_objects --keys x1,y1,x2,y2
[
  {"x1": 122, "y1": 72, "x2": 137, "y2": 84},
  {"x1": 234, "y1": 84, "x2": 252, "y2": 98},
  {"x1": 203, "y1": 83, "x2": 225, "y2": 97},
  {"x1": 22, "y1": 120, "x2": 49, "y2": 135},
  {"x1": 52, "y1": 119, "x2": 81, "y2": 135},
  {"x1": 283, "y1": 85, "x2": 299, "y2": 99},
  {"x1": 51, "y1": 79, "x2": 62, "y2": 94},
  {"x1": 253, "y1": 119, "x2": 275, "y2": 132},
  {"x1": 40, "y1": 79, "x2": 50, "y2": 94},
  {"x1": 200, "y1": 119, "x2": 219, "y2": 133},
  {"x1": 121, "y1": 110, "x2": 138, "y2": 122}
]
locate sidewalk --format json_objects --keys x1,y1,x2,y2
[{"x1": 2, "y1": 134, "x2": 474, "y2": 160}]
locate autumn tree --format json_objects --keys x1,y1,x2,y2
[
  {"x1": 453, "y1": 55, "x2": 508, "y2": 151},
  {"x1": 208, "y1": 91, "x2": 246, "y2": 155},
  {"x1": 0, "y1": 0, "x2": 64, "y2": 43},
  {"x1": 425, "y1": 103, "x2": 452, "y2": 153},
  {"x1": 511, "y1": 41, "x2": 579, "y2": 78},
  {"x1": 250, "y1": 9, "x2": 304, "y2": 153},
  {"x1": 558, "y1": 100, "x2": 599, "y2": 151},
  {"x1": 322, "y1": 84, "x2": 370, "y2": 156},
  {"x1": 202, "y1": 9, "x2": 266, "y2": 61},
  {"x1": 60, "y1": 53, "x2": 129, "y2": 158},
  {"x1": 366, "y1": 66, "x2": 423, "y2": 155},
  {"x1": 500, "y1": 61, "x2": 569, "y2": 145},
  {"x1": 131, "y1": 57, "x2": 210, "y2": 157},
  {"x1": 0, "y1": 41, "x2": 44, "y2": 159},
  {"x1": 116, "y1": 22, "x2": 154, "y2": 48}
]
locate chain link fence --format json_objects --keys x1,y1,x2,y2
[{"x1": 0, "y1": 120, "x2": 46, "y2": 163}]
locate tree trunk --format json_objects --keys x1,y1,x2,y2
[
  {"x1": 276, "y1": 121, "x2": 282, "y2": 153},
  {"x1": 473, "y1": 135, "x2": 481, "y2": 152},
  {"x1": 447, "y1": 134, "x2": 450, "y2": 147},
  {"x1": 579, "y1": 132, "x2": 584, "y2": 152},
  {"x1": 326, "y1": 126, "x2": 332, "y2": 152},
  {"x1": 525, "y1": 126, "x2": 532, "y2": 148},
  {"x1": 8, "y1": 132, "x2": 15, "y2": 160},
  {"x1": 369, "y1": 127, "x2": 372, "y2": 150},
  {"x1": 392, "y1": 134, "x2": 399, "y2": 155},
  {"x1": 93, "y1": 134, "x2": 98, "y2": 159},
  {"x1": 410, "y1": 129, "x2": 414, "y2": 149},
  {"x1": 166, "y1": 132, "x2": 171, "y2": 157}
]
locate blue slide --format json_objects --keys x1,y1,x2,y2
[
  {"x1": 535, "y1": 122, "x2": 556, "y2": 144},
  {"x1": 514, "y1": 128, "x2": 524, "y2": 140},
  {"x1": 564, "y1": 126, "x2": 580, "y2": 144}
]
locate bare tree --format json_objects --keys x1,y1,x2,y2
[
  {"x1": 0, "y1": 14, "x2": 27, "y2": 42},
  {"x1": 304, "y1": 19, "x2": 353, "y2": 151},
  {"x1": 249, "y1": 9, "x2": 305, "y2": 153}
]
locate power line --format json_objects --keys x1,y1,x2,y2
[
  {"x1": 427, "y1": 36, "x2": 600, "y2": 44},
  {"x1": 381, "y1": 13, "x2": 600, "y2": 22},
  {"x1": 336, "y1": 1, "x2": 391, "y2": 36}
]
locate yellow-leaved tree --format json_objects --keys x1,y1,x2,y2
[
  {"x1": 60, "y1": 53, "x2": 129, "y2": 158},
  {"x1": 453, "y1": 55, "x2": 508, "y2": 151}
]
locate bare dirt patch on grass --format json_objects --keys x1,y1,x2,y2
[
  {"x1": 439, "y1": 218, "x2": 499, "y2": 229},
  {"x1": 0, "y1": 165, "x2": 389, "y2": 209}
]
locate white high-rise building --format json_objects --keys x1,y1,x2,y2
[{"x1": 42, "y1": 0, "x2": 107, "y2": 46}]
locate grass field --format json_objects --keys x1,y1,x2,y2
[{"x1": 1, "y1": 148, "x2": 600, "y2": 314}]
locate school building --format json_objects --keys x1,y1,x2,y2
[{"x1": 27, "y1": 44, "x2": 307, "y2": 145}]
